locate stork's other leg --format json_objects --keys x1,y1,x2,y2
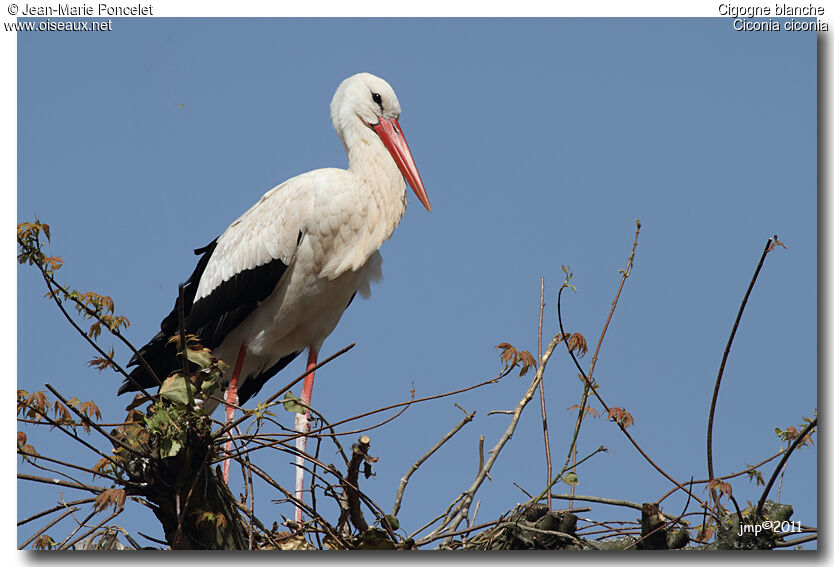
[
  {"x1": 223, "y1": 344, "x2": 247, "y2": 483},
  {"x1": 294, "y1": 348, "x2": 318, "y2": 523}
]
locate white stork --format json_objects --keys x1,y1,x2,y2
[{"x1": 121, "y1": 72, "x2": 431, "y2": 523}]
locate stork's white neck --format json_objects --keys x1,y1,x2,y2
[{"x1": 343, "y1": 122, "x2": 408, "y2": 223}]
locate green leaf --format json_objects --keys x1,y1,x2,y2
[
  {"x1": 200, "y1": 374, "x2": 221, "y2": 397},
  {"x1": 186, "y1": 348, "x2": 213, "y2": 368},
  {"x1": 356, "y1": 527, "x2": 396, "y2": 550},
  {"x1": 160, "y1": 436, "x2": 182, "y2": 458},
  {"x1": 159, "y1": 375, "x2": 195, "y2": 406},
  {"x1": 384, "y1": 514, "x2": 400, "y2": 531},
  {"x1": 563, "y1": 472, "x2": 579, "y2": 486},
  {"x1": 282, "y1": 392, "x2": 306, "y2": 414}
]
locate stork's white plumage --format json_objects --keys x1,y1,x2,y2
[{"x1": 122, "y1": 72, "x2": 430, "y2": 522}]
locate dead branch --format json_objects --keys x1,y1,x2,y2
[
  {"x1": 18, "y1": 507, "x2": 79, "y2": 549},
  {"x1": 429, "y1": 334, "x2": 562, "y2": 540},
  {"x1": 393, "y1": 408, "x2": 475, "y2": 516}
]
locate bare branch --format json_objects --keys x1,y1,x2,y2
[
  {"x1": 708, "y1": 237, "x2": 775, "y2": 481},
  {"x1": 393, "y1": 409, "x2": 475, "y2": 516},
  {"x1": 18, "y1": 507, "x2": 78, "y2": 549}
]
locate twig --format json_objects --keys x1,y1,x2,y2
[
  {"x1": 513, "y1": 483, "x2": 534, "y2": 499},
  {"x1": 18, "y1": 507, "x2": 78, "y2": 549},
  {"x1": 34, "y1": 263, "x2": 160, "y2": 395},
  {"x1": 548, "y1": 493, "x2": 643, "y2": 511},
  {"x1": 17, "y1": 498, "x2": 96, "y2": 527},
  {"x1": 776, "y1": 462, "x2": 786, "y2": 503},
  {"x1": 564, "y1": 220, "x2": 641, "y2": 506},
  {"x1": 435, "y1": 335, "x2": 562, "y2": 539},
  {"x1": 219, "y1": 369, "x2": 509, "y2": 464},
  {"x1": 536, "y1": 277, "x2": 552, "y2": 510},
  {"x1": 17, "y1": 450, "x2": 136, "y2": 487},
  {"x1": 755, "y1": 417, "x2": 817, "y2": 522},
  {"x1": 212, "y1": 343, "x2": 356, "y2": 439},
  {"x1": 772, "y1": 534, "x2": 817, "y2": 548},
  {"x1": 138, "y1": 531, "x2": 169, "y2": 546},
  {"x1": 655, "y1": 449, "x2": 784, "y2": 504},
  {"x1": 707, "y1": 237, "x2": 774, "y2": 481},
  {"x1": 17, "y1": 473, "x2": 105, "y2": 494},
  {"x1": 555, "y1": 280, "x2": 704, "y2": 508},
  {"x1": 531, "y1": 446, "x2": 607, "y2": 503},
  {"x1": 45, "y1": 383, "x2": 145, "y2": 458},
  {"x1": 414, "y1": 518, "x2": 502, "y2": 546},
  {"x1": 62, "y1": 510, "x2": 122, "y2": 550},
  {"x1": 55, "y1": 508, "x2": 99, "y2": 550},
  {"x1": 392, "y1": 409, "x2": 475, "y2": 516},
  {"x1": 477, "y1": 436, "x2": 487, "y2": 480},
  {"x1": 15, "y1": 404, "x2": 120, "y2": 468},
  {"x1": 408, "y1": 495, "x2": 463, "y2": 540},
  {"x1": 176, "y1": 283, "x2": 194, "y2": 408},
  {"x1": 19, "y1": 231, "x2": 163, "y2": 388},
  {"x1": 231, "y1": 500, "x2": 280, "y2": 549}
]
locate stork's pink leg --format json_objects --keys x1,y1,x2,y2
[
  {"x1": 223, "y1": 344, "x2": 247, "y2": 483},
  {"x1": 294, "y1": 348, "x2": 318, "y2": 523}
]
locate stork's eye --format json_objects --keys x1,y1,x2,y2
[{"x1": 371, "y1": 92, "x2": 383, "y2": 110}]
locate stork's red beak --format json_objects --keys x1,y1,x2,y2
[{"x1": 372, "y1": 117, "x2": 431, "y2": 213}]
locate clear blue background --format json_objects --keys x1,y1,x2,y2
[{"x1": 18, "y1": 18, "x2": 817, "y2": 548}]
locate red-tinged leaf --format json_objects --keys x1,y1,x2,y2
[
  {"x1": 91, "y1": 457, "x2": 114, "y2": 479},
  {"x1": 45, "y1": 256, "x2": 64, "y2": 272},
  {"x1": 17, "y1": 431, "x2": 26, "y2": 447},
  {"x1": 94, "y1": 488, "x2": 126, "y2": 512},
  {"x1": 53, "y1": 401, "x2": 71, "y2": 422},
  {"x1": 87, "y1": 356, "x2": 113, "y2": 372},
  {"x1": 19, "y1": 443, "x2": 39, "y2": 462},
  {"x1": 33, "y1": 535, "x2": 56, "y2": 550},
  {"x1": 568, "y1": 333, "x2": 588, "y2": 358},
  {"x1": 767, "y1": 235, "x2": 787, "y2": 252},
  {"x1": 88, "y1": 322, "x2": 102, "y2": 340},
  {"x1": 33, "y1": 391, "x2": 50, "y2": 413},
  {"x1": 518, "y1": 350, "x2": 537, "y2": 376},
  {"x1": 607, "y1": 407, "x2": 634, "y2": 429},
  {"x1": 79, "y1": 401, "x2": 102, "y2": 421}
]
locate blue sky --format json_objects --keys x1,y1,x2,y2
[{"x1": 17, "y1": 18, "x2": 817, "y2": 548}]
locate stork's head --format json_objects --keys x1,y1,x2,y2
[{"x1": 331, "y1": 73, "x2": 431, "y2": 212}]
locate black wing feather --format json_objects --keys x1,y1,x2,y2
[
  {"x1": 236, "y1": 351, "x2": 302, "y2": 405},
  {"x1": 120, "y1": 237, "x2": 292, "y2": 395}
]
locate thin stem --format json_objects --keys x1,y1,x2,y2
[
  {"x1": 17, "y1": 473, "x2": 106, "y2": 493},
  {"x1": 18, "y1": 507, "x2": 78, "y2": 549},
  {"x1": 17, "y1": 498, "x2": 97, "y2": 527},
  {"x1": 755, "y1": 417, "x2": 816, "y2": 521},
  {"x1": 45, "y1": 383, "x2": 145, "y2": 458},
  {"x1": 393, "y1": 408, "x2": 475, "y2": 516},
  {"x1": 212, "y1": 343, "x2": 355, "y2": 439},
  {"x1": 707, "y1": 238, "x2": 773, "y2": 481},
  {"x1": 556, "y1": 282, "x2": 704, "y2": 508},
  {"x1": 536, "y1": 277, "x2": 552, "y2": 510},
  {"x1": 564, "y1": 220, "x2": 641, "y2": 505}
]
